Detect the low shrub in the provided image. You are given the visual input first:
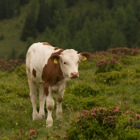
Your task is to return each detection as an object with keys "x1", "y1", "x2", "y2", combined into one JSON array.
[
  {"x1": 135, "y1": 66, "x2": 140, "y2": 73},
  {"x1": 95, "y1": 55, "x2": 122, "y2": 73},
  {"x1": 108, "y1": 48, "x2": 140, "y2": 56},
  {"x1": 95, "y1": 48, "x2": 140, "y2": 73},
  {"x1": 9, "y1": 129, "x2": 38, "y2": 140},
  {"x1": 63, "y1": 84, "x2": 104, "y2": 111},
  {"x1": 0, "y1": 59, "x2": 22, "y2": 72},
  {"x1": 67, "y1": 106, "x2": 140, "y2": 140},
  {"x1": 79, "y1": 60, "x2": 95, "y2": 70},
  {"x1": 14, "y1": 64, "x2": 27, "y2": 80},
  {"x1": 63, "y1": 93, "x2": 82, "y2": 111},
  {"x1": 68, "y1": 83, "x2": 99, "y2": 97},
  {"x1": 94, "y1": 71, "x2": 127, "y2": 85},
  {"x1": 0, "y1": 71, "x2": 29, "y2": 99},
  {"x1": 63, "y1": 94, "x2": 100, "y2": 111},
  {"x1": 120, "y1": 56, "x2": 134, "y2": 65}
]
